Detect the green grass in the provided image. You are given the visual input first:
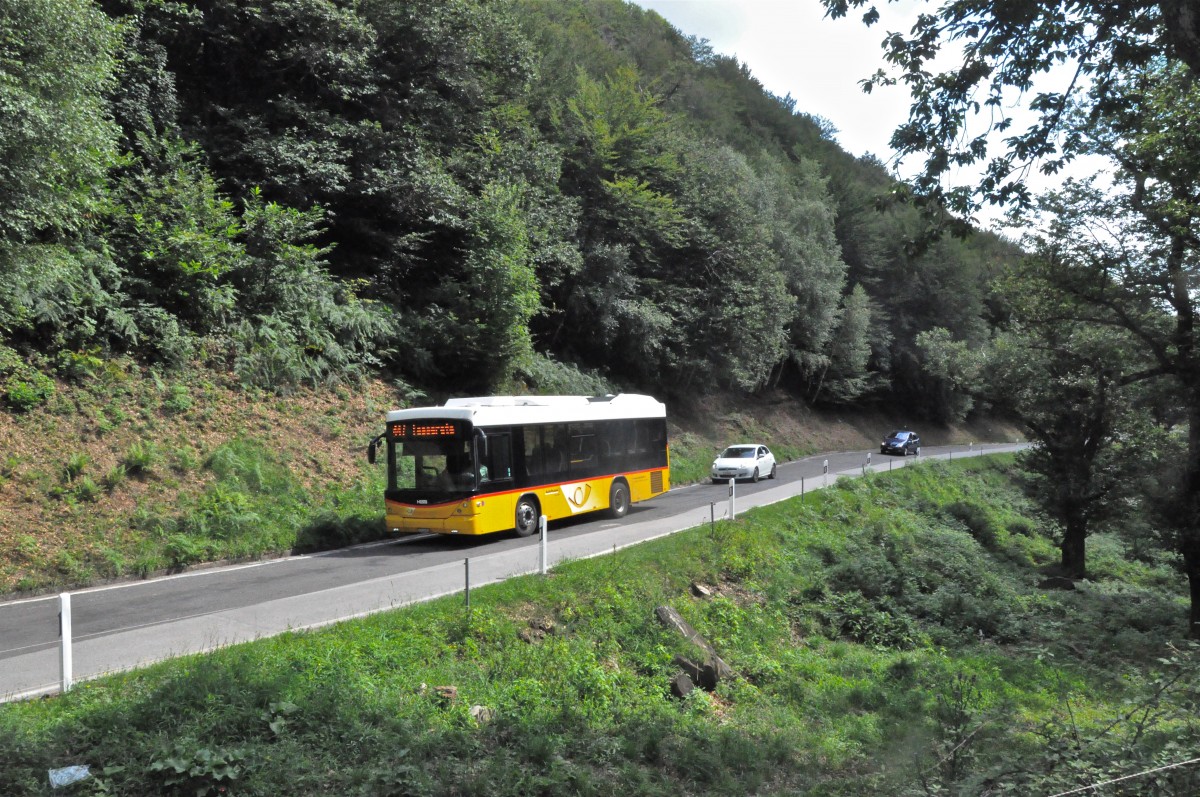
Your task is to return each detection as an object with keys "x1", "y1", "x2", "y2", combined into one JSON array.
[
  {"x1": 133, "y1": 438, "x2": 387, "y2": 570},
  {"x1": 1, "y1": 458, "x2": 1197, "y2": 796},
  {"x1": 10, "y1": 436, "x2": 388, "y2": 593}
]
